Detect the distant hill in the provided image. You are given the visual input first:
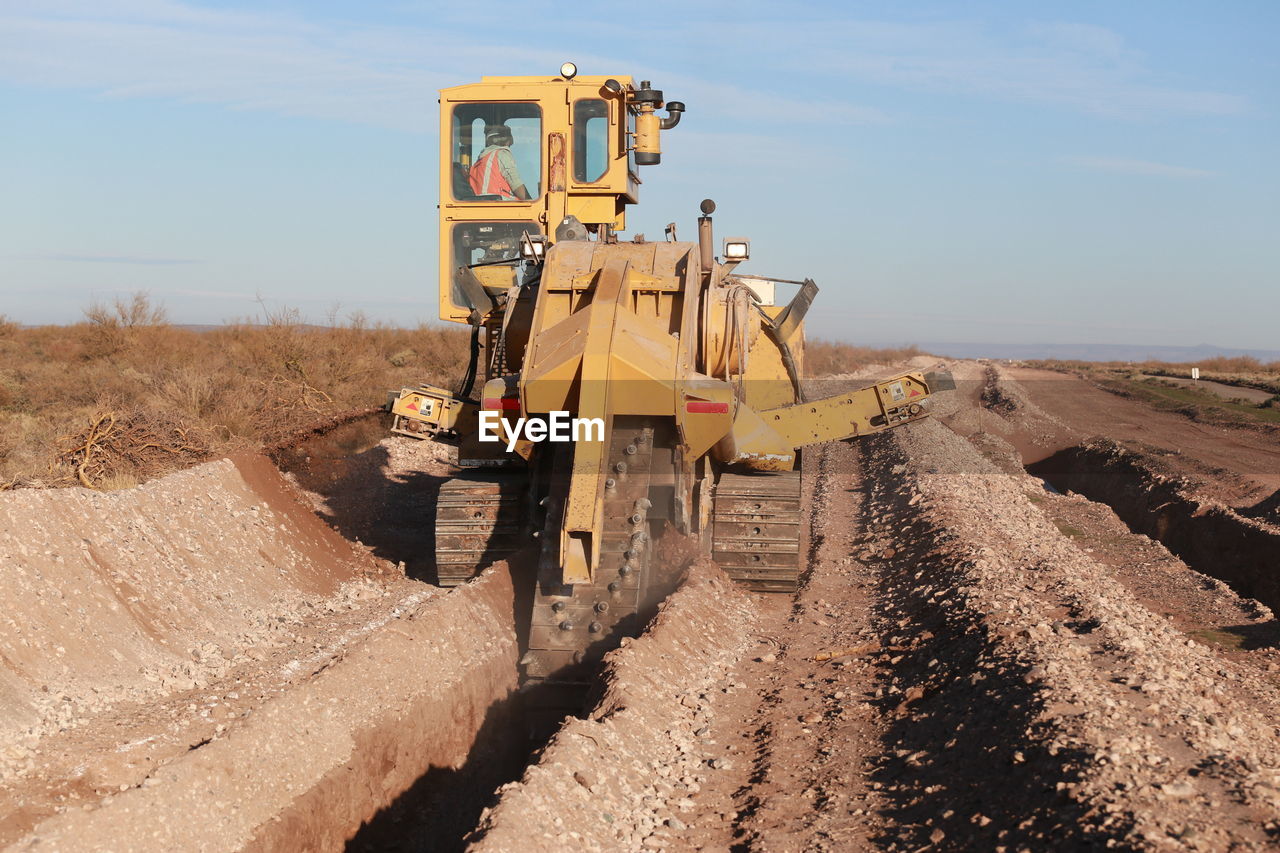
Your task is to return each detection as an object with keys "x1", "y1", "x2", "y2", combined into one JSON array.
[{"x1": 905, "y1": 342, "x2": 1280, "y2": 364}]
